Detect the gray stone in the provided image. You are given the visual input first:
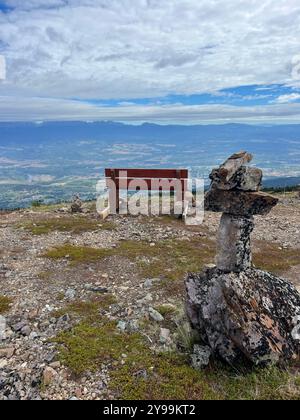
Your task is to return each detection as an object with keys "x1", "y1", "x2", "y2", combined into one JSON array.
[
  {"x1": 144, "y1": 279, "x2": 154, "y2": 288},
  {"x1": 11, "y1": 320, "x2": 27, "y2": 333},
  {"x1": 43, "y1": 367, "x2": 57, "y2": 386},
  {"x1": 117, "y1": 321, "x2": 127, "y2": 332},
  {"x1": 0, "y1": 347, "x2": 14, "y2": 359},
  {"x1": 29, "y1": 331, "x2": 39, "y2": 340},
  {"x1": 149, "y1": 307, "x2": 164, "y2": 322},
  {"x1": 65, "y1": 288, "x2": 76, "y2": 299},
  {"x1": 191, "y1": 345, "x2": 212, "y2": 370},
  {"x1": 20, "y1": 325, "x2": 31, "y2": 336},
  {"x1": 216, "y1": 214, "x2": 254, "y2": 272},
  {"x1": 133, "y1": 369, "x2": 148, "y2": 380},
  {"x1": 159, "y1": 328, "x2": 171, "y2": 344},
  {"x1": 56, "y1": 314, "x2": 71, "y2": 330}
]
